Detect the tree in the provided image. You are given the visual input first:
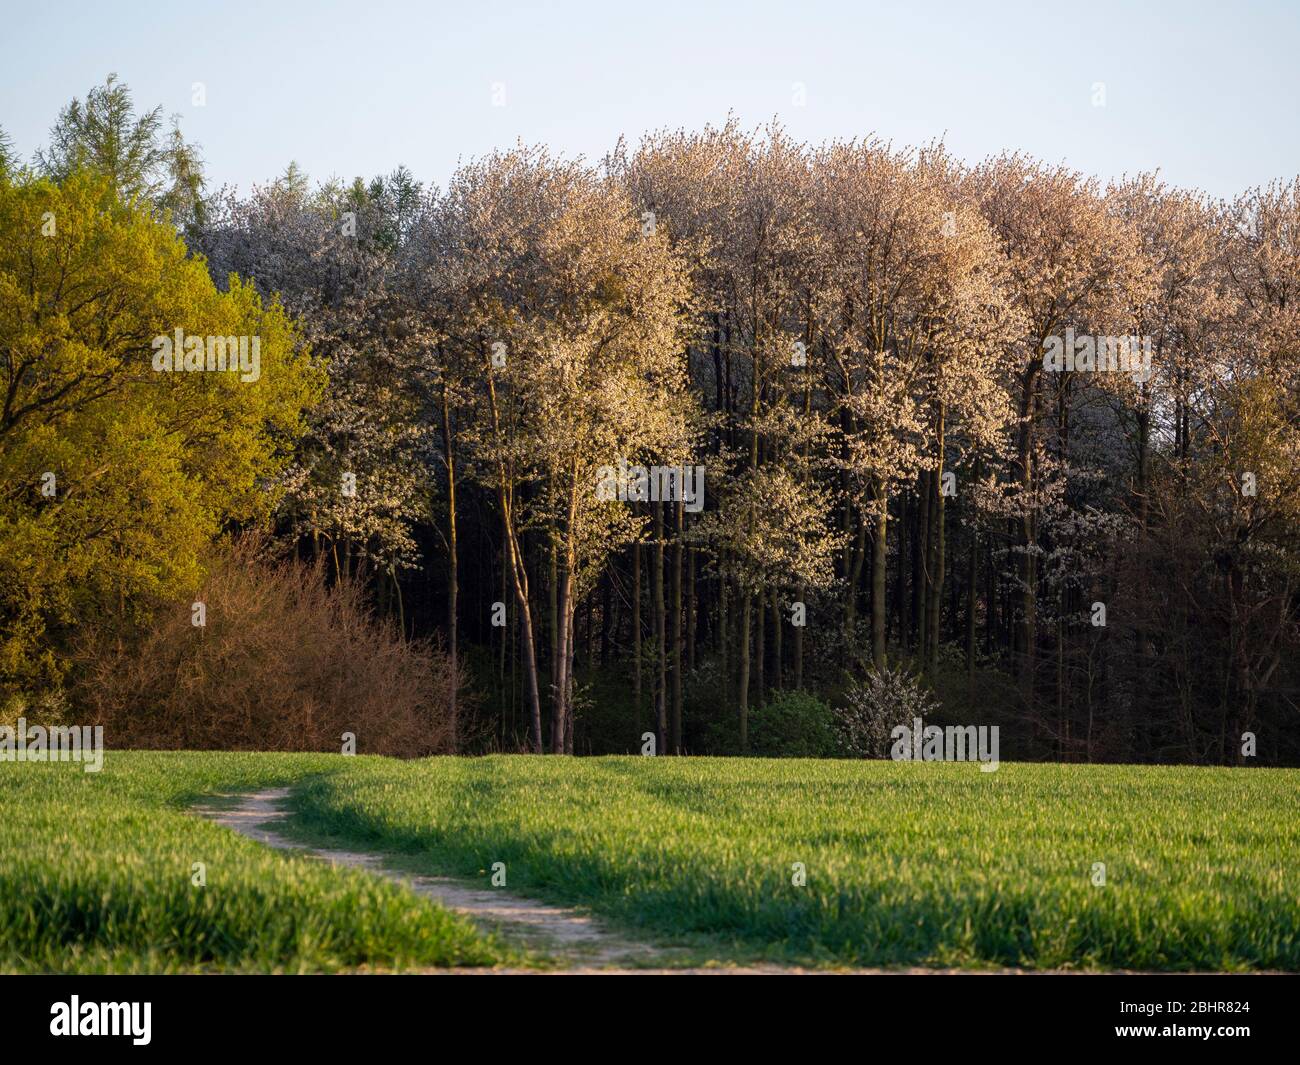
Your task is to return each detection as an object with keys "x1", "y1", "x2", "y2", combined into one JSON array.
[
  {"x1": 0, "y1": 127, "x2": 16, "y2": 177},
  {"x1": 37, "y1": 74, "x2": 207, "y2": 230},
  {"x1": 815, "y1": 141, "x2": 1018, "y2": 671},
  {"x1": 0, "y1": 169, "x2": 321, "y2": 701},
  {"x1": 698, "y1": 465, "x2": 840, "y2": 747},
  {"x1": 194, "y1": 170, "x2": 432, "y2": 586},
  {"x1": 434, "y1": 147, "x2": 694, "y2": 752},
  {"x1": 970, "y1": 157, "x2": 1140, "y2": 688}
]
